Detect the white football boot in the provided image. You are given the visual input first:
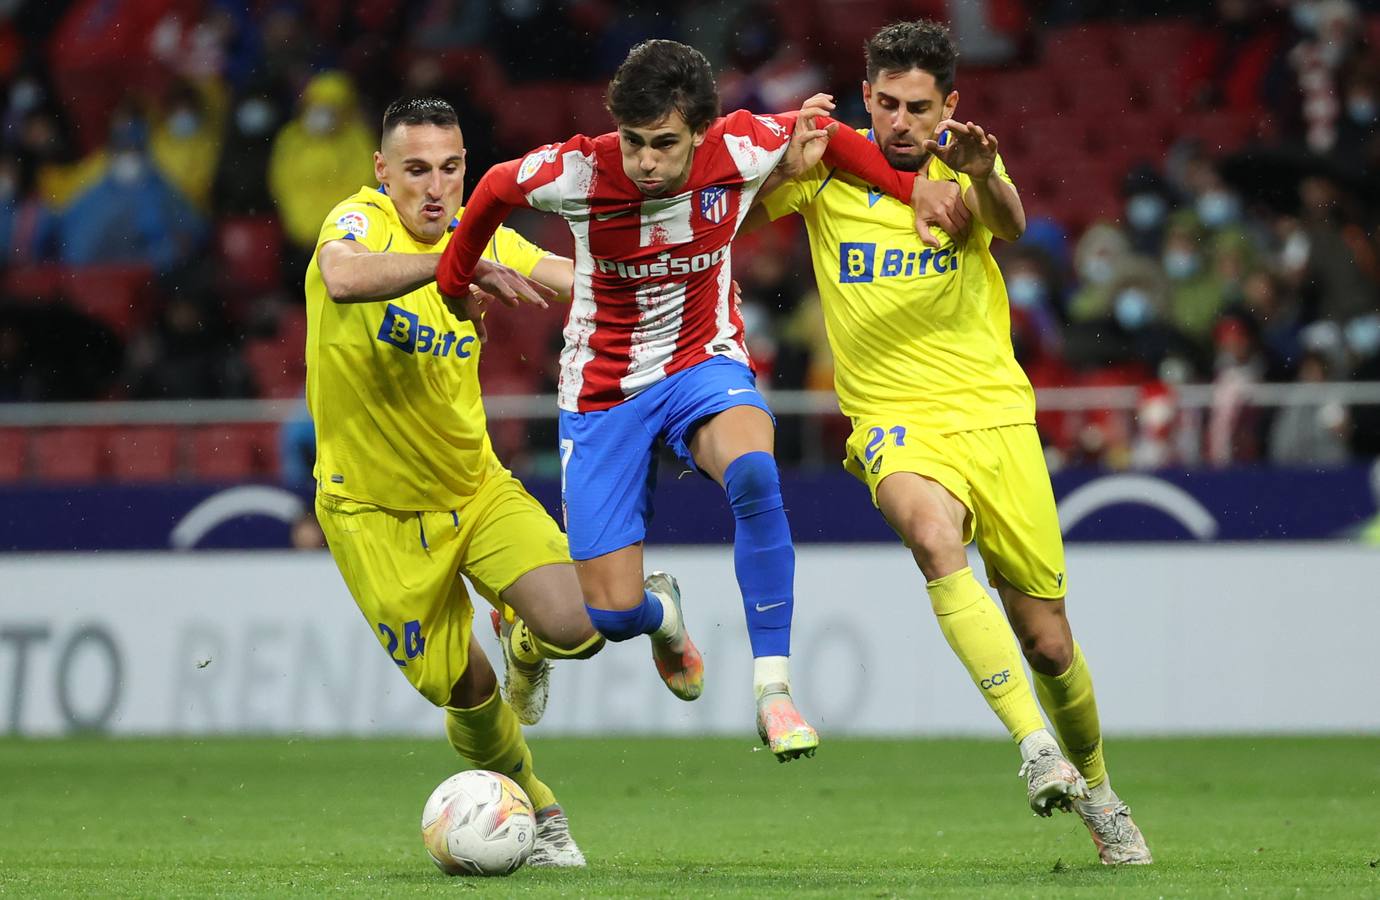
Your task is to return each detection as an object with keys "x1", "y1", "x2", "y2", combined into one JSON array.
[
  {"x1": 1076, "y1": 795, "x2": 1153, "y2": 865},
  {"x1": 490, "y1": 609, "x2": 549, "y2": 726},
  {"x1": 1018, "y1": 746, "x2": 1089, "y2": 816},
  {"x1": 527, "y1": 804, "x2": 587, "y2": 867}
]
